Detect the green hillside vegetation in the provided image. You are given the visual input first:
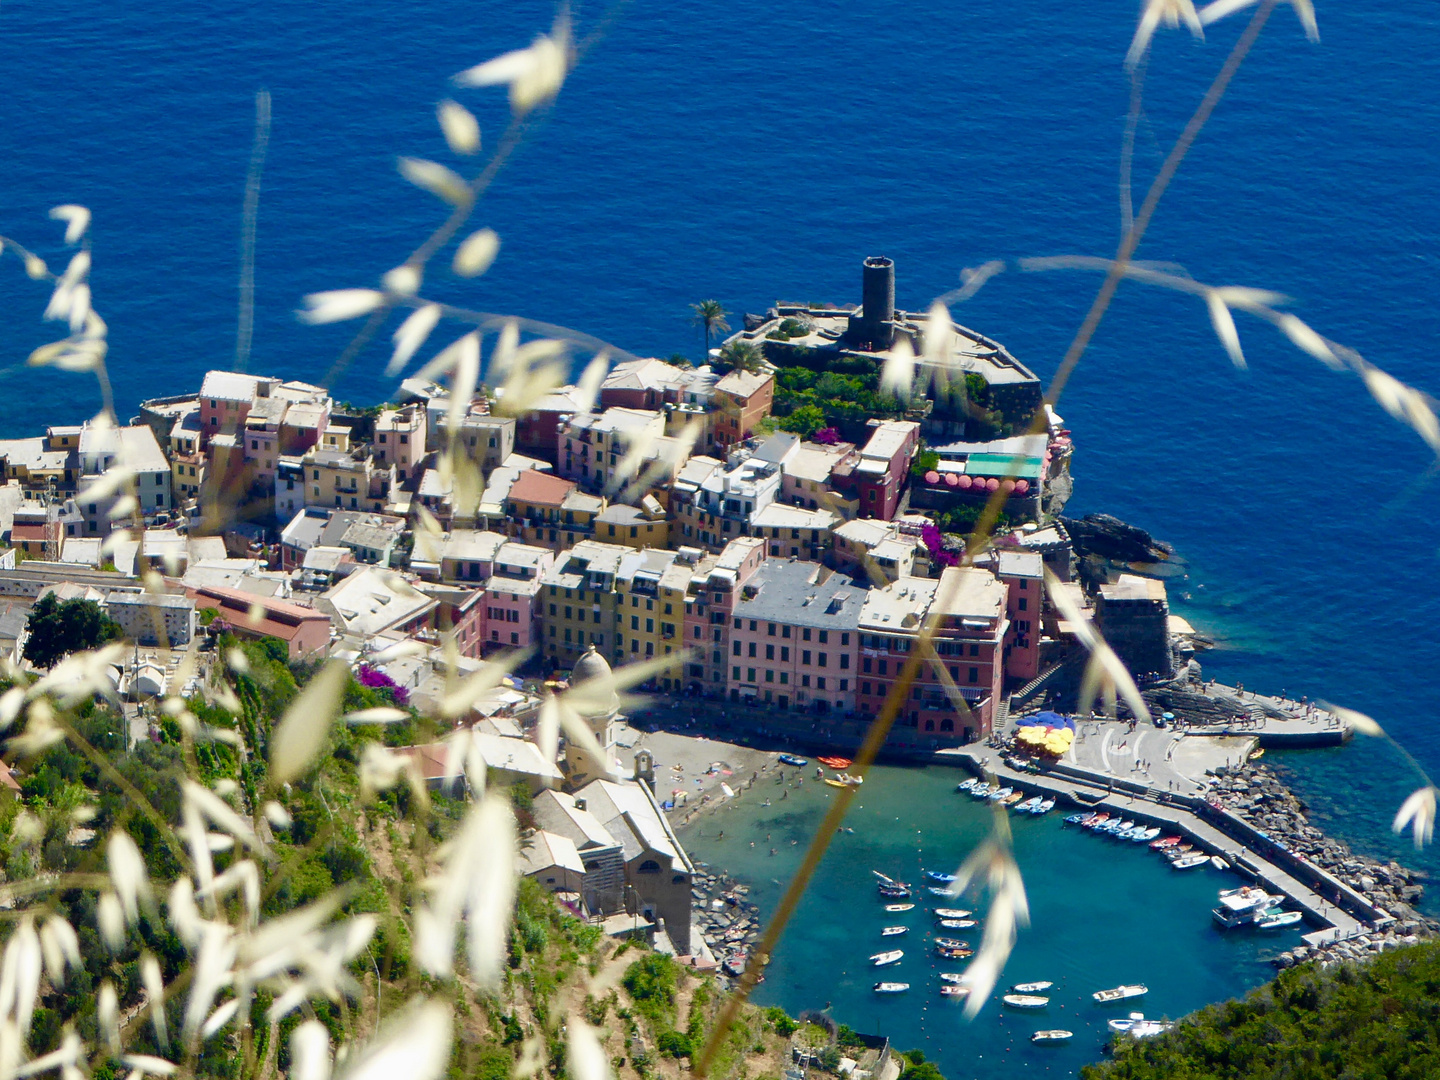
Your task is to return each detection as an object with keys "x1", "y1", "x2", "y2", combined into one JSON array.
[
  {"x1": 2, "y1": 629, "x2": 873, "y2": 1080},
  {"x1": 1083, "y1": 940, "x2": 1440, "y2": 1080}
]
